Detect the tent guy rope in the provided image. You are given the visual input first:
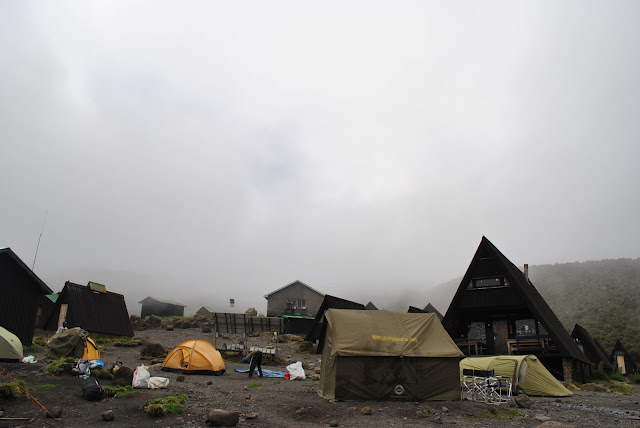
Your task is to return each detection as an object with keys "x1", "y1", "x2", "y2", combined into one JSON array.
[{"x1": 1, "y1": 368, "x2": 61, "y2": 421}]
